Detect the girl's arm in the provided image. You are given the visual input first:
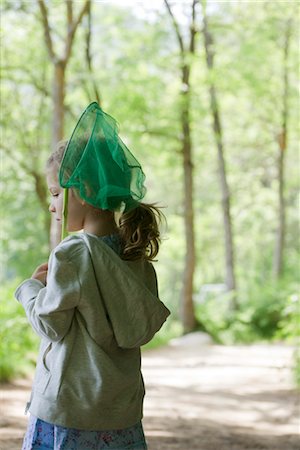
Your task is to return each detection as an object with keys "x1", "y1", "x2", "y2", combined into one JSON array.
[{"x1": 15, "y1": 248, "x2": 81, "y2": 342}]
